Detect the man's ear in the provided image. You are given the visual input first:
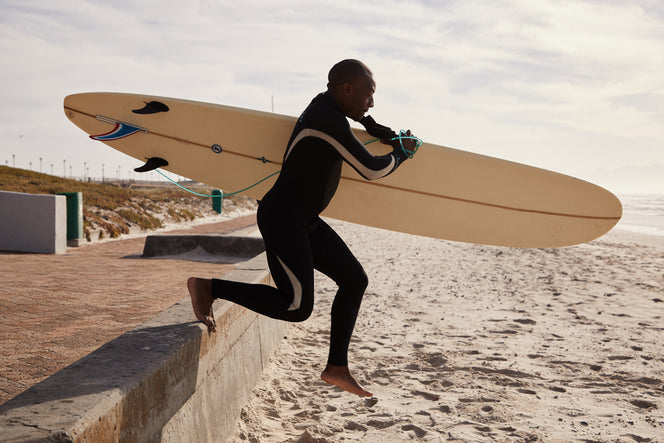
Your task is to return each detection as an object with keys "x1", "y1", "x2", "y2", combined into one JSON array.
[{"x1": 343, "y1": 82, "x2": 353, "y2": 96}]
